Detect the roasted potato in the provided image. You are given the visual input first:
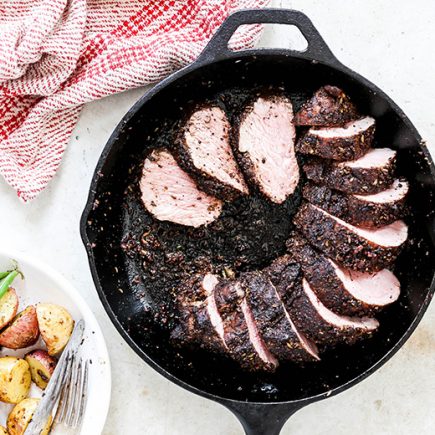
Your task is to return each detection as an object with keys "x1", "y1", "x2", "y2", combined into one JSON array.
[
  {"x1": 25, "y1": 349, "x2": 57, "y2": 390},
  {"x1": 7, "y1": 398, "x2": 52, "y2": 435},
  {"x1": 0, "y1": 425, "x2": 7, "y2": 434},
  {"x1": 0, "y1": 357, "x2": 31, "y2": 403},
  {"x1": 0, "y1": 306, "x2": 39, "y2": 349},
  {"x1": 36, "y1": 303, "x2": 74, "y2": 355},
  {"x1": 0, "y1": 287, "x2": 19, "y2": 330}
]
